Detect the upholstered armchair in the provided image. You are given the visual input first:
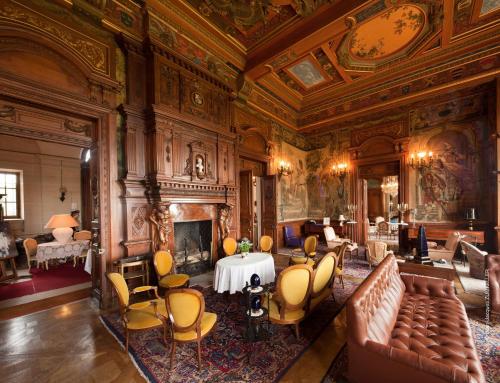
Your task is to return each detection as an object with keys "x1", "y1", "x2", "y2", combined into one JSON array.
[
  {"x1": 486, "y1": 254, "x2": 500, "y2": 318},
  {"x1": 222, "y1": 237, "x2": 237, "y2": 256},
  {"x1": 366, "y1": 240, "x2": 393, "y2": 269},
  {"x1": 323, "y1": 226, "x2": 358, "y2": 257},
  {"x1": 289, "y1": 235, "x2": 316, "y2": 267},
  {"x1": 259, "y1": 235, "x2": 273, "y2": 253},
  {"x1": 263, "y1": 264, "x2": 313, "y2": 338},
  {"x1": 153, "y1": 250, "x2": 190, "y2": 289},
  {"x1": 283, "y1": 226, "x2": 304, "y2": 248},
  {"x1": 107, "y1": 272, "x2": 168, "y2": 352},
  {"x1": 165, "y1": 288, "x2": 217, "y2": 370},
  {"x1": 428, "y1": 232, "x2": 461, "y2": 263},
  {"x1": 377, "y1": 221, "x2": 389, "y2": 239},
  {"x1": 333, "y1": 242, "x2": 349, "y2": 289},
  {"x1": 23, "y1": 238, "x2": 41, "y2": 270},
  {"x1": 460, "y1": 241, "x2": 487, "y2": 279},
  {"x1": 308, "y1": 253, "x2": 336, "y2": 311}
]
